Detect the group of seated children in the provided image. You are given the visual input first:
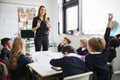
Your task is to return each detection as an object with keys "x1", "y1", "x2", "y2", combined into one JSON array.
[
  {"x1": 57, "y1": 37, "x2": 88, "y2": 56},
  {"x1": 0, "y1": 37, "x2": 34, "y2": 80},
  {"x1": 51, "y1": 14, "x2": 120, "y2": 80},
  {"x1": 0, "y1": 14, "x2": 120, "y2": 80}
]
